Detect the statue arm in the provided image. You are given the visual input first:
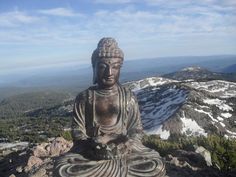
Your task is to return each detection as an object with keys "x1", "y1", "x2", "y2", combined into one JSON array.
[
  {"x1": 126, "y1": 93, "x2": 143, "y2": 142},
  {"x1": 71, "y1": 93, "x2": 88, "y2": 142},
  {"x1": 71, "y1": 92, "x2": 104, "y2": 157}
]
